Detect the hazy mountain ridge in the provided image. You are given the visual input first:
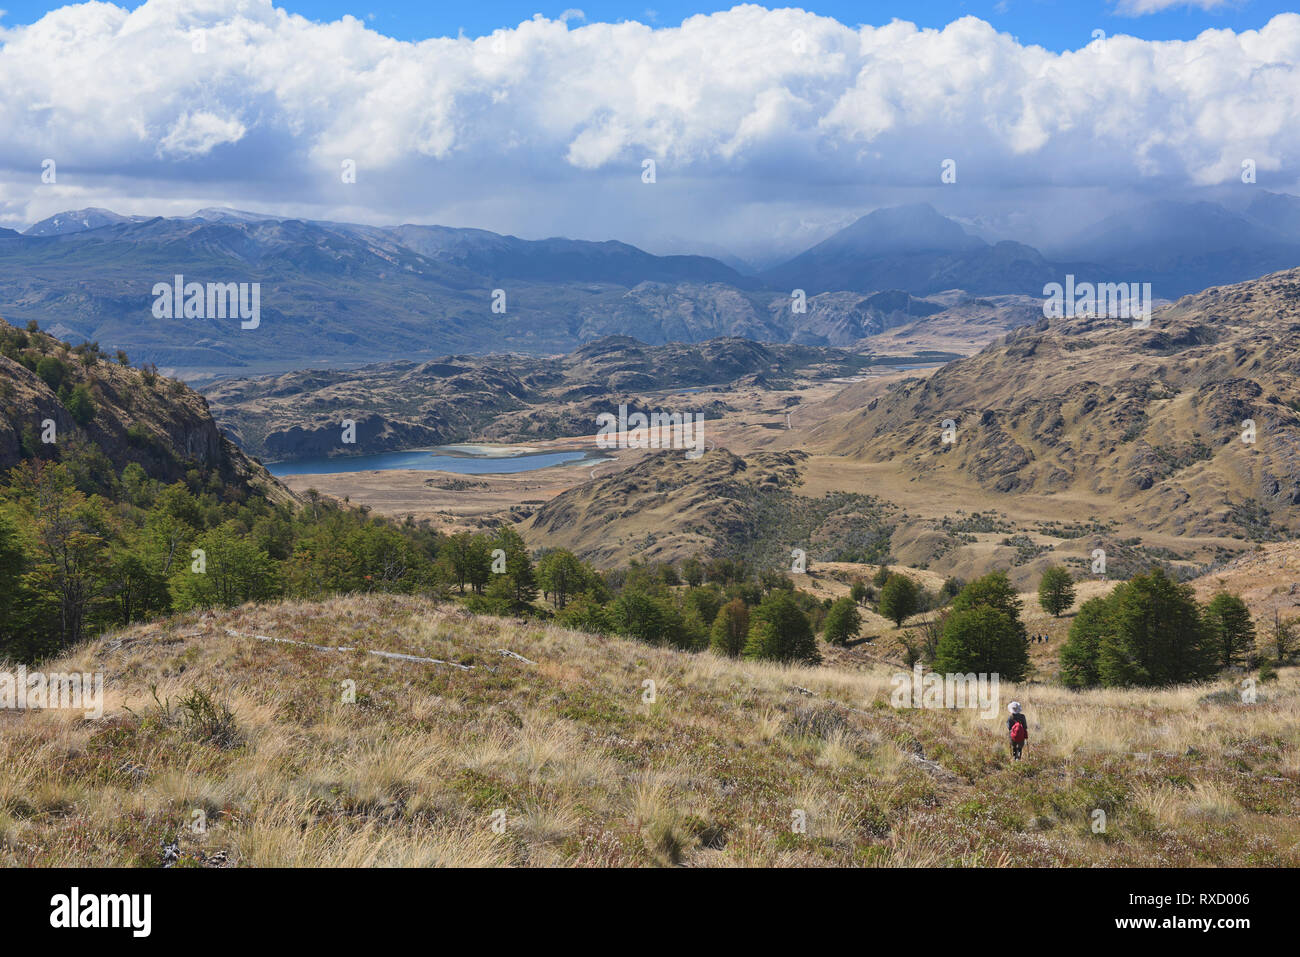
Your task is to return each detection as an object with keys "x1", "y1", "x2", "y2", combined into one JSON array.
[
  {"x1": 206, "y1": 336, "x2": 880, "y2": 461},
  {"x1": 760, "y1": 203, "x2": 1063, "y2": 296}
]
